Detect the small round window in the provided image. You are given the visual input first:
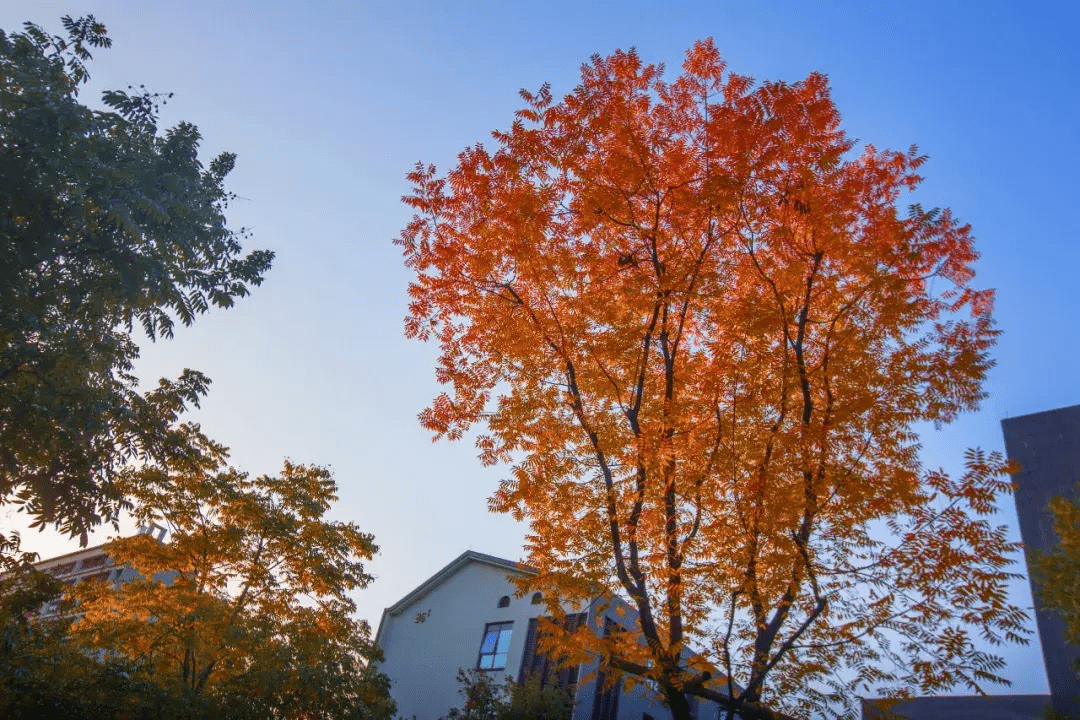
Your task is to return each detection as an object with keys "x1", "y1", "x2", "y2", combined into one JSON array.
[
  {"x1": 497, "y1": 595, "x2": 510, "y2": 608},
  {"x1": 531, "y1": 592, "x2": 543, "y2": 605}
]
